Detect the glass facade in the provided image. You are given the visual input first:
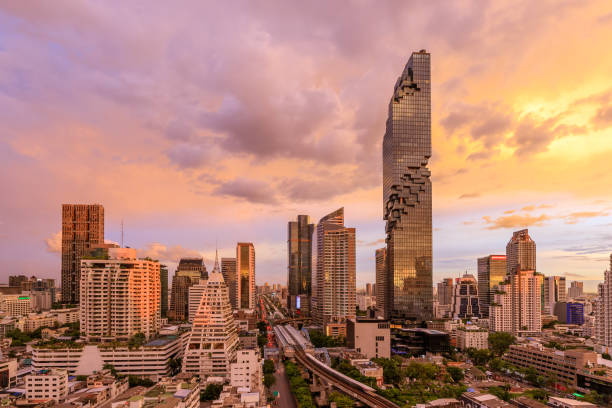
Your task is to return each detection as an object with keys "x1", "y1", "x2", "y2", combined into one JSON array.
[
  {"x1": 237, "y1": 243, "x2": 255, "y2": 310},
  {"x1": 287, "y1": 215, "x2": 314, "y2": 315},
  {"x1": 477, "y1": 255, "x2": 507, "y2": 317},
  {"x1": 383, "y1": 50, "x2": 433, "y2": 320}
]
